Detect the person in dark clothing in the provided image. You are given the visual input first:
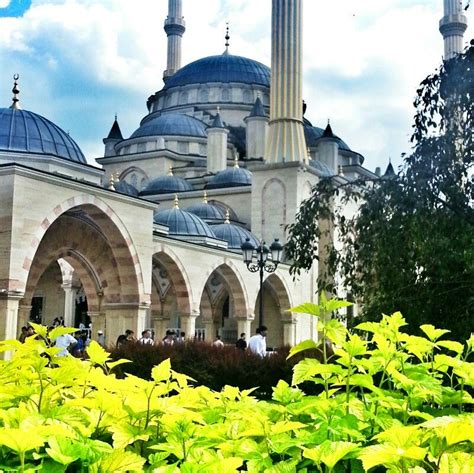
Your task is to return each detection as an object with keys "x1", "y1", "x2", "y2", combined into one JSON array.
[
  {"x1": 116, "y1": 329, "x2": 135, "y2": 348},
  {"x1": 236, "y1": 333, "x2": 247, "y2": 350}
]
